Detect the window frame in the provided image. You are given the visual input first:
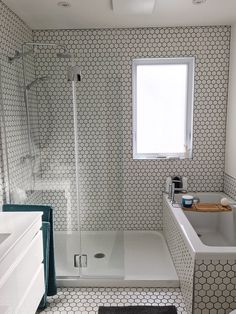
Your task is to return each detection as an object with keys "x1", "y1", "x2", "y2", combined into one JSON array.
[{"x1": 132, "y1": 57, "x2": 195, "y2": 160}]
